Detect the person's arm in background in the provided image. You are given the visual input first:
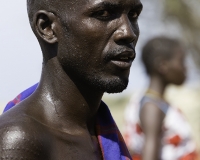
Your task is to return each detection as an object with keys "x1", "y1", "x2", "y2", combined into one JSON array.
[{"x1": 140, "y1": 102, "x2": 165, "y2": 160}]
